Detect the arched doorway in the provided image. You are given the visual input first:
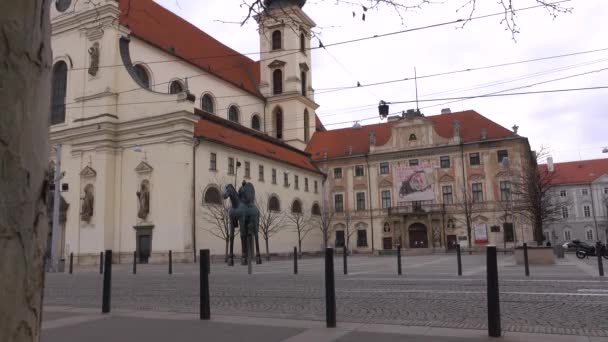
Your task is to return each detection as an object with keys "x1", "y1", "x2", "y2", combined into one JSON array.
[{"x1": 408, "y1": 223, "x2": 428, "y2": 248}]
